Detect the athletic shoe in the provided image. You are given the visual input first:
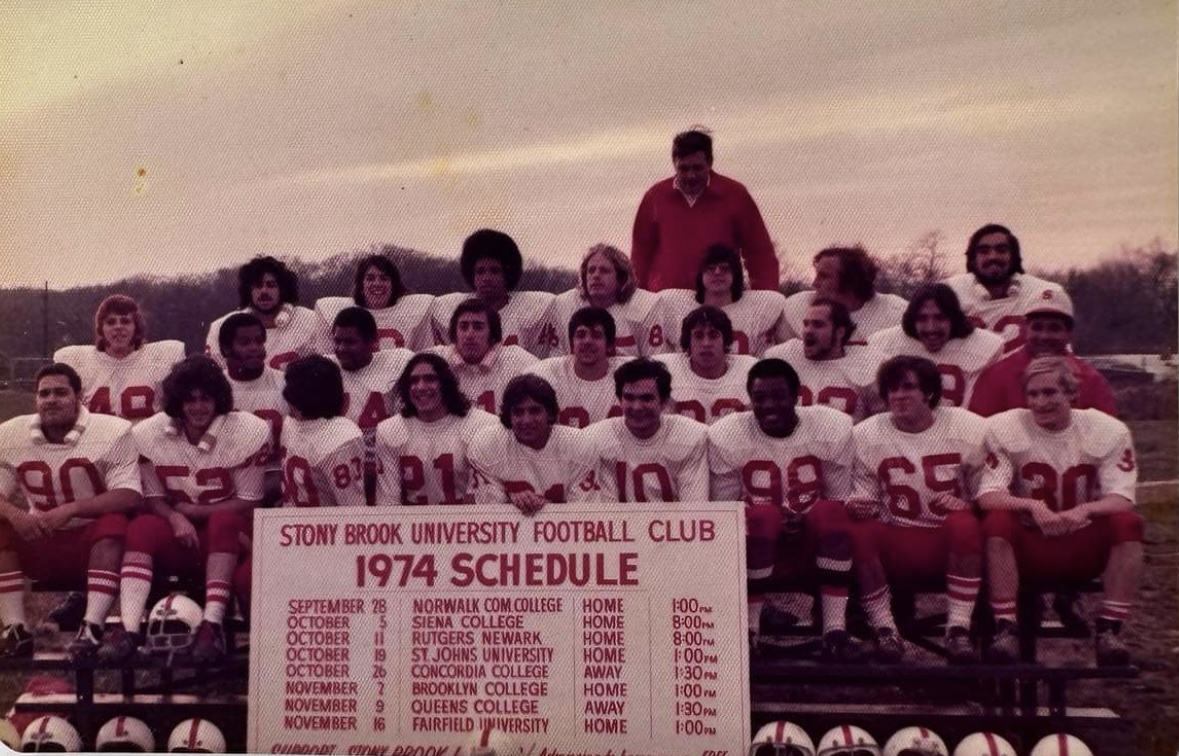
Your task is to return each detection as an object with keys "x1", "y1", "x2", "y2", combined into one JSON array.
[
  {"x1": 821, "y1": 630, "x2": 870, "y2": 663},
  {"x1": 1095, "y1": 628, "x2": 1130, "y2": 667},
  {"x1": 945, "y1": 625, "x2": 978, "y2": 665},
  {"x1": 0, "y1": 624, "x2": 33, "y2": 659},
  {"x1": 67, "y1": 622, "x2": 103, "y2": 663},
  {"x1": 98, "y1": 627, "x2": 142, "y2": 663},
  {"x1": 873, "y1": 627, "x2": 905, "y2": 663},
  {"x1": 47, "y1": 592, "x2": 86, "y2": 632},
  {"x1": 987, "y1": 620, "x2": 1020, "y2": 663},
  {"x1": 191, "y1": 621, "x2": 226, "y2": 665}
]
